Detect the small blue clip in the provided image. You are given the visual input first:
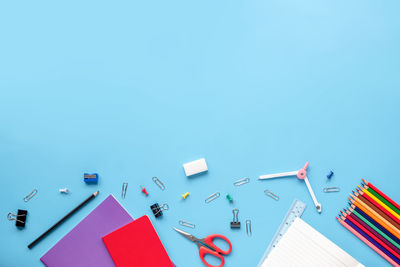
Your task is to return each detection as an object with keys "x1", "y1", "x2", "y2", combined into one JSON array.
[
  {"x1": 84, "y1": 173, "x2": 98, "y2": 183},
  {"x1": 326, "y1": 171, "x2": 334, "y2": 179}
]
